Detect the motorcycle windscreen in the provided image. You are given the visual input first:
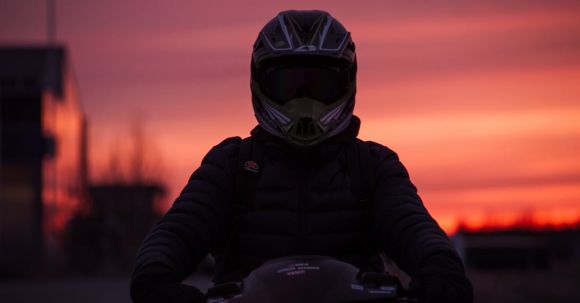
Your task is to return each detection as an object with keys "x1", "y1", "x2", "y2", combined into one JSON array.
[{"x1": 261, "y1": 65, "x2": 346, "y2": 105}]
